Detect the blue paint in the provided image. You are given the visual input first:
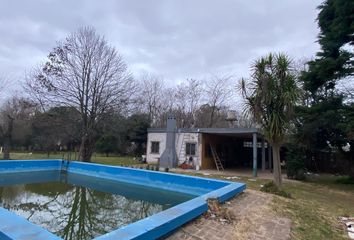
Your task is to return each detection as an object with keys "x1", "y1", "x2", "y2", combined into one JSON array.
[
  {"x1": 0, "y1": 208, "x2": 61, "y2": 240},
  {"x1": 67, "y1": 161, "x2": 228, "y2": 196},
  {"x1": 0, "y1": 160, "x2": 62, "y2": 173},
  {"x1": 203, "y1": 182, "x2": 247, "y2": 203},
  {"x1": 0, "y1": 170, "x2": 61, "y2": 186},
  {"x1": 0, "y1": 160, "x2": 246, "y2": 240},
  {"x1": 95, "y1": 197, "x2": 208, "y2": 240}
]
